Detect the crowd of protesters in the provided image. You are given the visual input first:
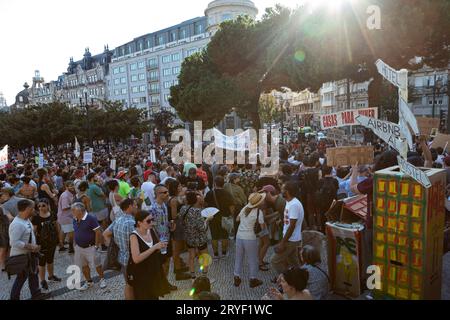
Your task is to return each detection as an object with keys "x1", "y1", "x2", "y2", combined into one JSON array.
[{"x1": 0, "y1": 133, "x2": 449, "y2": 300}]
